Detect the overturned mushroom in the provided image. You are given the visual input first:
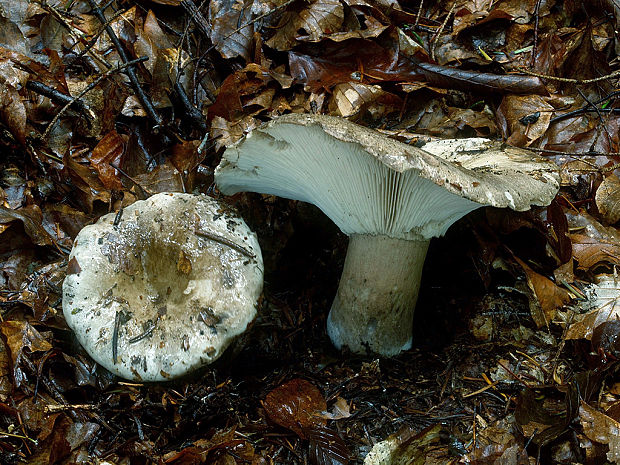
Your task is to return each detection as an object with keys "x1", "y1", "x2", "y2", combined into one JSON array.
[
  {"x1": 62, "y1": 193, "x2": 263, "y2": 381},
  {"x1": 215, "y1": 114, "x2": 559, "y2": 356}
]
